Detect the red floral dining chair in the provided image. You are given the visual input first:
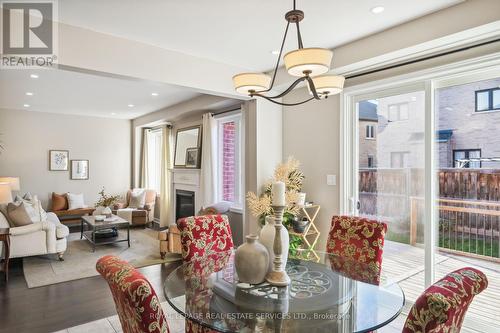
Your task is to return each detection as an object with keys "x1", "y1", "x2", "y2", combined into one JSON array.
[
  {"x1": 326, "y1": 215, "x2": 387, "y2": 284},
  {"x1": 96, "y1": 255, "x2": 169, "y2": 333},
  {"x1": 177, "y1": 214, "x2": 234, "y2": 262},
  {"x1": 403, "y1": 267, "x2": 488, "y2": 333},
  {"x1": 177, "y1": 215, "x2": 234, "y2": 333}
]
